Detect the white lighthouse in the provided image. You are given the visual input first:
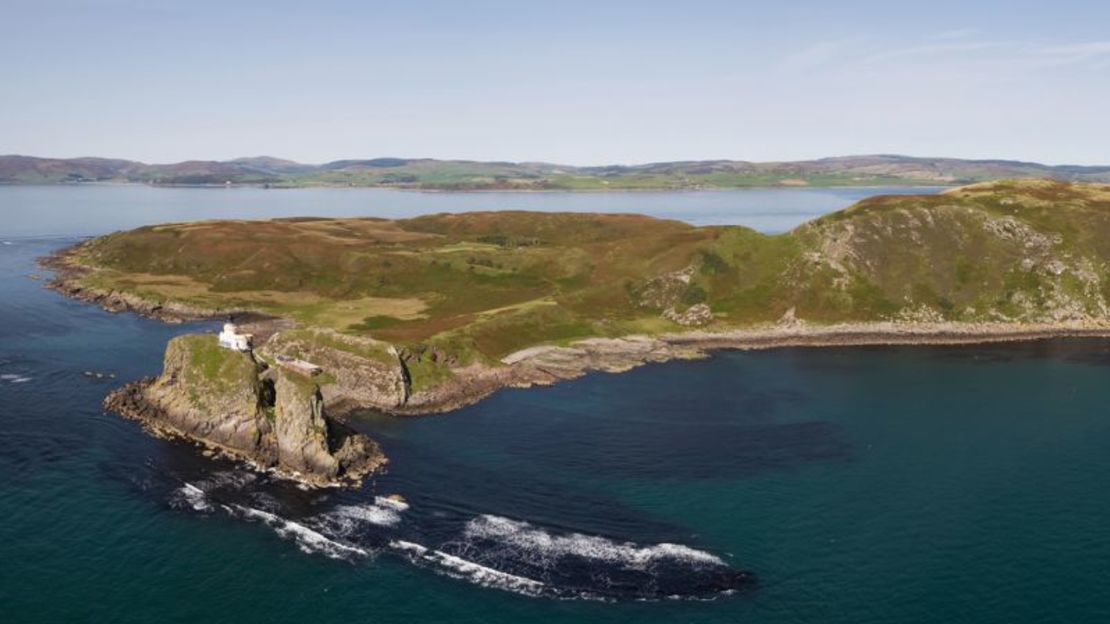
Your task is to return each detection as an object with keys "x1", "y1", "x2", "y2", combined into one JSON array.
[{"x1": 217, "y1": 323, "x2": 252, "y2": 352}]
